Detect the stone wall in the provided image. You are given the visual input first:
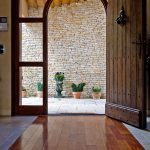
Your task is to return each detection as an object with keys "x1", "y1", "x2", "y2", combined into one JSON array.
[{"x1": 22, "y1": 0, "x2": 106, "y2": 98}]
